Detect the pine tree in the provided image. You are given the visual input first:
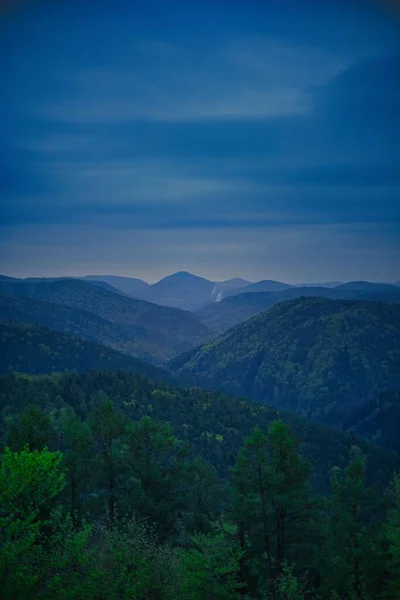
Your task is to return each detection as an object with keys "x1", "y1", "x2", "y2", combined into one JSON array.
[
  {"x1": 87, "y1": 398, "x2": 129, "y2": 521},
  {"x1": 125, "y1": 415, "x2": 191, "y2": 540},
  {"x1": 322, "y1": 446, "x2": 371, "y2": 600}
]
